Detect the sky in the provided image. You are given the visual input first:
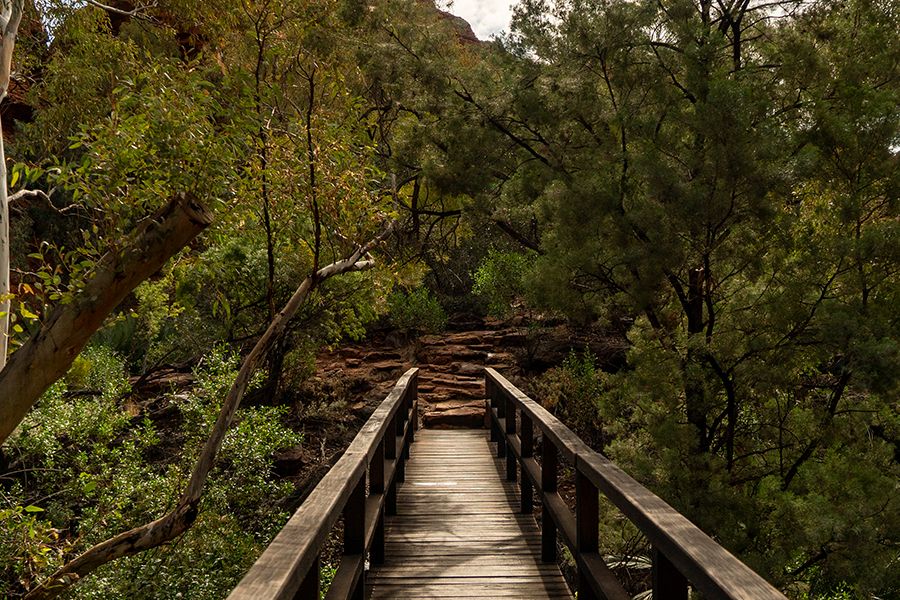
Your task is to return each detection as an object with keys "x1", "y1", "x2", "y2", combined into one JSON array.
[{"x1": 438, "y1": 0, "x2": 515, "y2": 39}]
